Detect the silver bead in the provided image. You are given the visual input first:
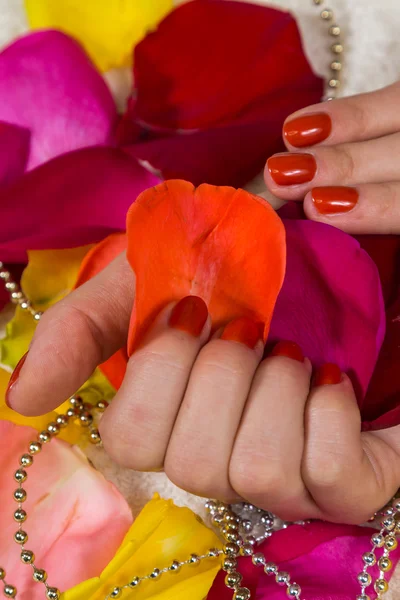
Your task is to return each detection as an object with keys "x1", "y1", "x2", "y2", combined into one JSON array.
[
  {"x1": 14, "y1": 530, "x2": 28, "y2": 544},
  {"x1": 222, "y1": 557, "x2": 237, "y2": 572},
  {"x1": 20, "y1": 300, "x2": 30, "y2": 310},
  {"x1": 13, "y1": 488, "x2": 27, "y2": 502},
  {"x1": 212, "y1": 513, "x2": 224, "y2": 526},
  {"x1": 382, "y1": 516, "x2": 396, "y2": 530},
  {"x1": 205, "y1": 500, "x2": 218, "y2": 514},
  {"x1": 0, "y1": 270, "x2": 10, "y2": 280},
  {"x1": 33, "y1": 568, "x2": 48, "y2": 583},
  {"x1": 5, "y1": 281, "x2": 17, "y2": 291},
  {"x1": 362, "y1": 552, "x2": 376, "y2": 566},
  {"x1": 252, "y1": 553, "x2": 266, "y2": 567},
  {"x1": 332, "y1": 43, "x2": 344, "y2": 54},
  {"x1": 240, "y1": 543, "x2": 254, "y2": 557},
  {"x1": 313, "y1": 0, "x2": 323, "y2": 4},
  {"x1": 4, "y1": 585, "x2": 17, "y2": 598},
  {"x1": 385, "y1": 535, "x2": 398, "y2": 550},
  {"x1": 129, "y1": 576, "x2": 141, "y2": 587},
  {"x1": 246, "y1": 535, "x2": 256, "y2": 546},
  {"x1": 371, "y1": 532, "x2": 385, "y2": 547},
  {"x1": 20, "y1": 454, "x2": 33, "y2": 467},
  {"x1": 264, "y1": 562, "x2": 278, "y2": 575},
  {"x1": 241, "y1": 519, "x2": 253, "y2": 533},
  {"x1": 56, "y1": 415, "x2": 69, "y2": 428},
  {"x1": 38, "y1": 431, "x2": 51, "y2": 443},
  {"x1": 276, "y1": 571, "x2": 290, "y2": 585},
  {"x1": 224, "y1": 542, "x2": 240, "y2": 557},
  {"x1": 357, "y1": 571, "x2": 372, "y2": 586},
  {"x1": 169, "y1": 560, "x2": 181, "y2": 573},
  {"x1": 233, "y1": 588, "x2": 251, "y2": 600},
  {"x1": 208, "y1": 548, "x2": 220, "y2": 558},
  {"x1": 392, "y1": 498, "x2": 400, "y2": 512},
  {"x1": 287, "y1": 583, "x2": 302, "y2": 597},
  {"x1": 66, "y1": 408, "x2": 77, "y2": 419},
  {"x1": 223, "y1": 530, "x2": 240, "y2": 544},
  {"x1": 96, "y1": 400, "x2": 109, "y2": 412},
  {"x1": 150, "y1": 568, "x2": 161, "y2": 579},
  {"x1": 110, "y1": 589, "x2": 122, "y2": 598},
  {"x1": 356, "y1": 595, "x2": 371, "y2": 600},
  {"x1": 189, "y1": 553, "x2": 200, "y2": 566},
  {"x1": 225, "y1": 571, "x2": 243, "y2": 589},
  {"x1": 79, "y1": 412, "x2": 93, "y2": 427},
  {"x1": 11, "y1": 291, "x2": 23, "y2": 303},
  {"x1": 243, "y1": 503, "x2": 256, "y2": 512},
  {"x1": 46, "y1": 589, "x2": 61, "y2": 600},
  {"x1": 33, "y1": 311, "x2": 43, "y2": 321},
  {"x1": 331, "y1": 60, "x2": 342, "y2": 71},
  {"x1": 89, "y1": 429, "x2": 102, "y2": 444},
  {"x1": 29, "y1": 441, "x2": 42, "y2": 454},
  {"x1": 329, "y1": 24, "x2": 341, "y2": 36},
  {"x1": 47, "y1": 422, "x2": 60, "y2": 435},
  {"x1": 328, "y1": 78, "x2": 340, "y2": 88},
  {"x1": 14, "y1": 469, "x2": 27, "y2": 483},
  {"x1": 321, "y1": 8, "x2": 333, "y2": 20},
  {"x1": 0, "y1": 567, "x2": 5, "y2": 579},
  {"x1": 261, "y1": 514, "x2": 274, "y2": 528},
  {"x1": 21, "y1": 550, "x2": 35, "y2": 564}
]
